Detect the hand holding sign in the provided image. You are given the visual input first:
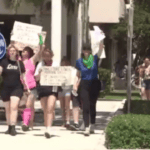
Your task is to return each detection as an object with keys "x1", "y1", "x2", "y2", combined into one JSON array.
[{"x1": 0, "y1": 33, "x2": 6, "y2": 59}]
